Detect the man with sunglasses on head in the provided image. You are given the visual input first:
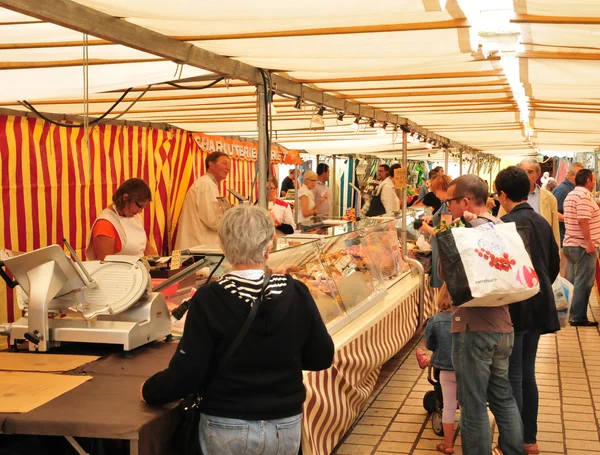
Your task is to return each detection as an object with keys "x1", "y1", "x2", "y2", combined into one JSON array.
[{"x1": 441, "y1": 174, "x2": 523, "y2": 455}]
